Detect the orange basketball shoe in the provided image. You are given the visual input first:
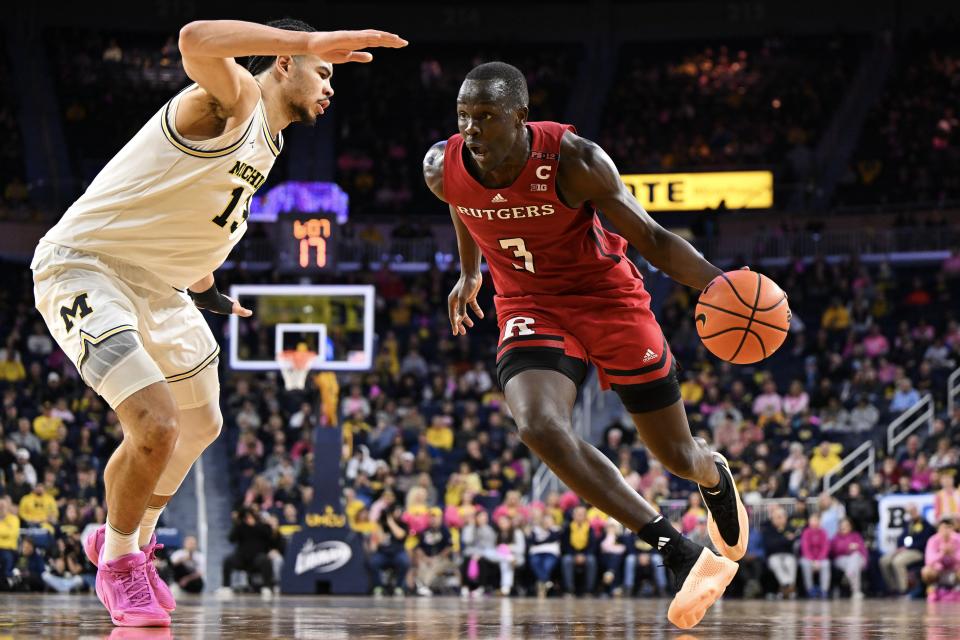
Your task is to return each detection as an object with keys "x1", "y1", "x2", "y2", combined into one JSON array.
[{"x1": 663, "y1": 537, "x2": 738, "y2": 630}]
